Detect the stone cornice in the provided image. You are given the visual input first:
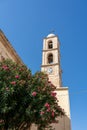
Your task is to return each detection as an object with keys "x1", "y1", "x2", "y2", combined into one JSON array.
[
  {"x1": 42, "y1": 48, "x2": 58, "y2": 52},
  {"x1": 56, "y1": 87, "x2": 69, "y2": 91},
  {"x1": 41, "y1": 63, "x2": 59, "y2": 67},
  {"x1": 0, "y1": 30, "x2": 23, "y2": 64}
]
